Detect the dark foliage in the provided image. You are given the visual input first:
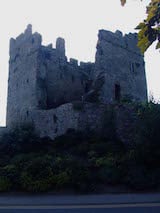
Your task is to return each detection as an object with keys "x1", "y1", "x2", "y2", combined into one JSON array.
[{"x1": 0, "y1": 103, "x2": 160, "y2": 193}]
